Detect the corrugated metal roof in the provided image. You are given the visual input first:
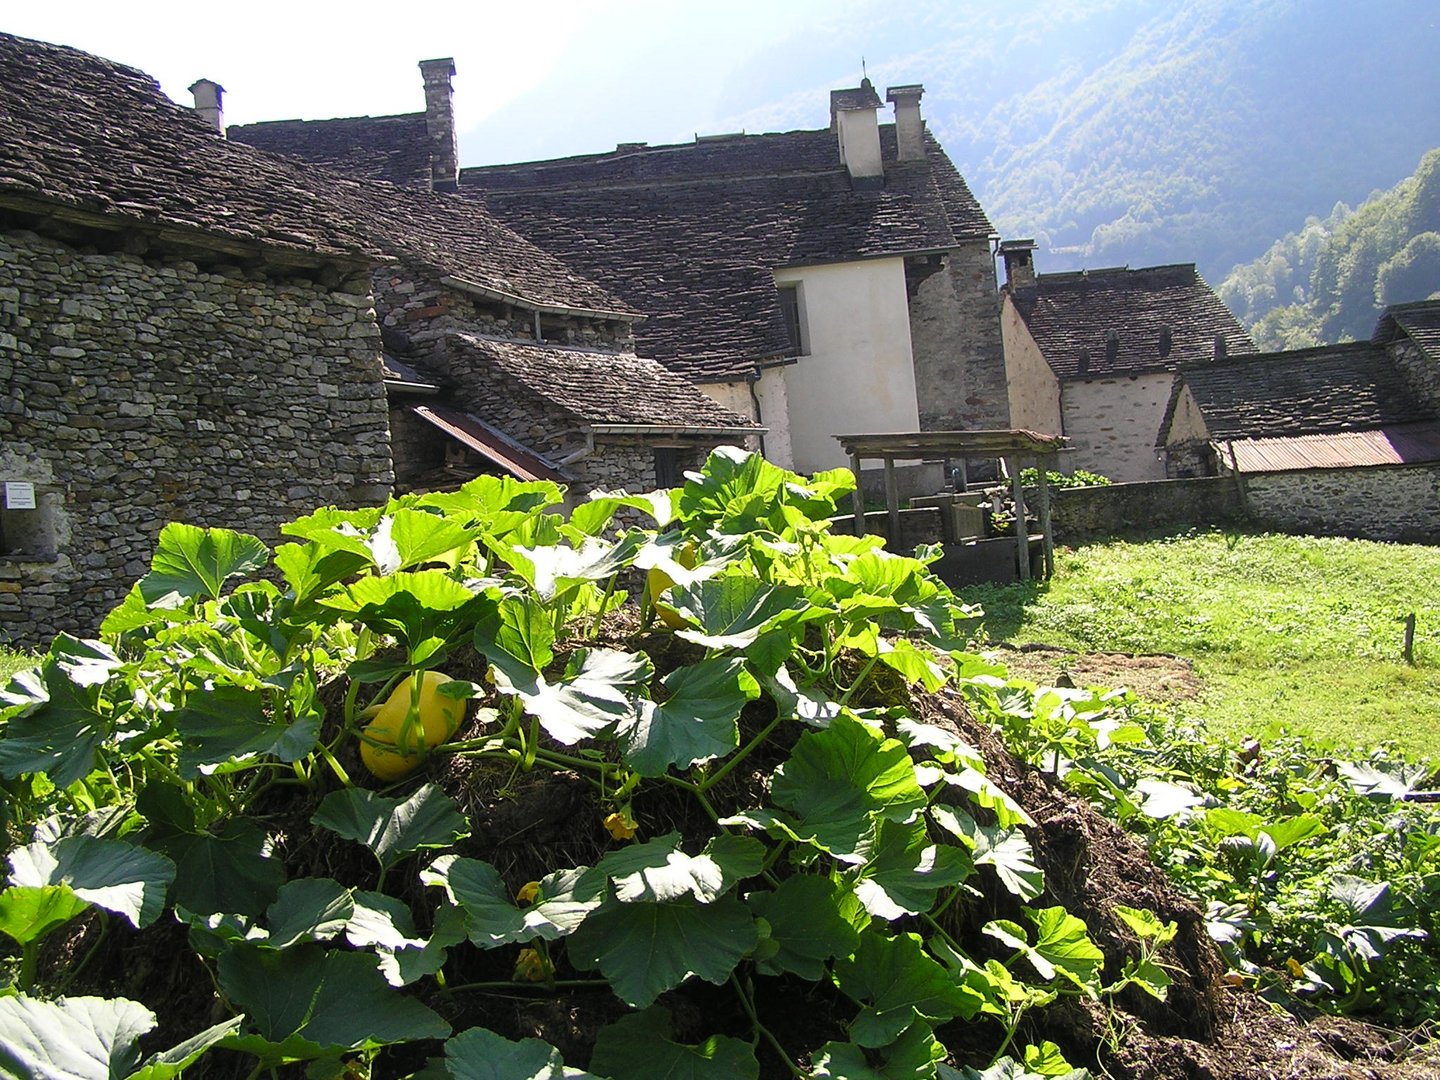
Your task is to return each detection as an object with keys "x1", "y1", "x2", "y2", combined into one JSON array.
[
  {"x1": 1218, "y1": 422, "x2": 1440, "y2": 473},
  {"x1": 408, "y1": 403, "x2": 573, "y2": 484}
]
